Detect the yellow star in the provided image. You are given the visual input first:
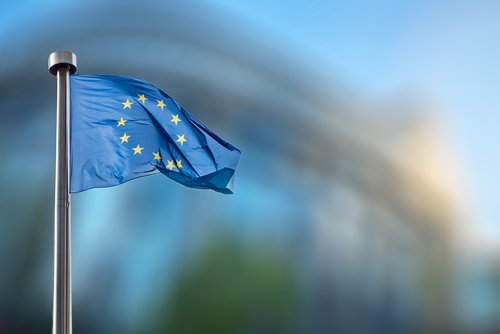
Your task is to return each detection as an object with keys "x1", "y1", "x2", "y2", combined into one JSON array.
[
  {"x1": 176, "y1": 134, "x2": 187, "y2": 145},
  {"x1": 138, "y1": 94, "x2": 148, "y2": 104},
  {"x1": 170, "y1": 114, "x2": 181, "y2": 126},
  {"x1": 133, "y1": 144, "x2": 144, "y2": 155},
  {"x1": 153, "y1": 152, "x2": 161, "y2": 162},
  {"x1": 156, "y1": 100, "x2": 166, "y2": 110},
  {"x1": 122, "y1": 99, "x2": 134, "y2": 109},
  {"x1": 117, "y1": 117, "x2": 127, "y2": 126},
  {"x1": 119, "y1": 133, "x2": 130, "y2": 144},
  {"x1": 176, "y1": 160, "x2": 182, "y2": 169},
  {"x1": 166, "y1": 160, "x2": 175, "y2": 170}
]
